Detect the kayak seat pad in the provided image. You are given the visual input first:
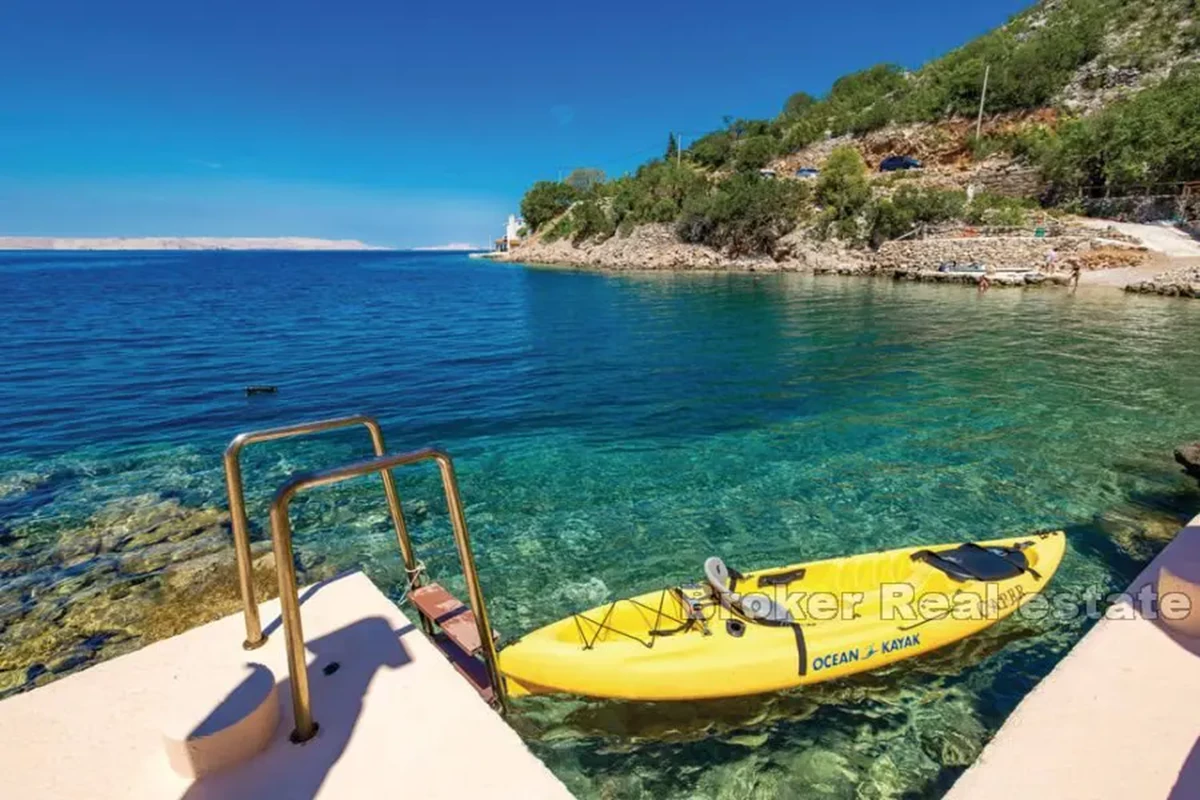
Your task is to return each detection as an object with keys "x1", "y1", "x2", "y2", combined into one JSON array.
[{"x1": 912, "y1": 542, "x2": 1030, "y2": 582}]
